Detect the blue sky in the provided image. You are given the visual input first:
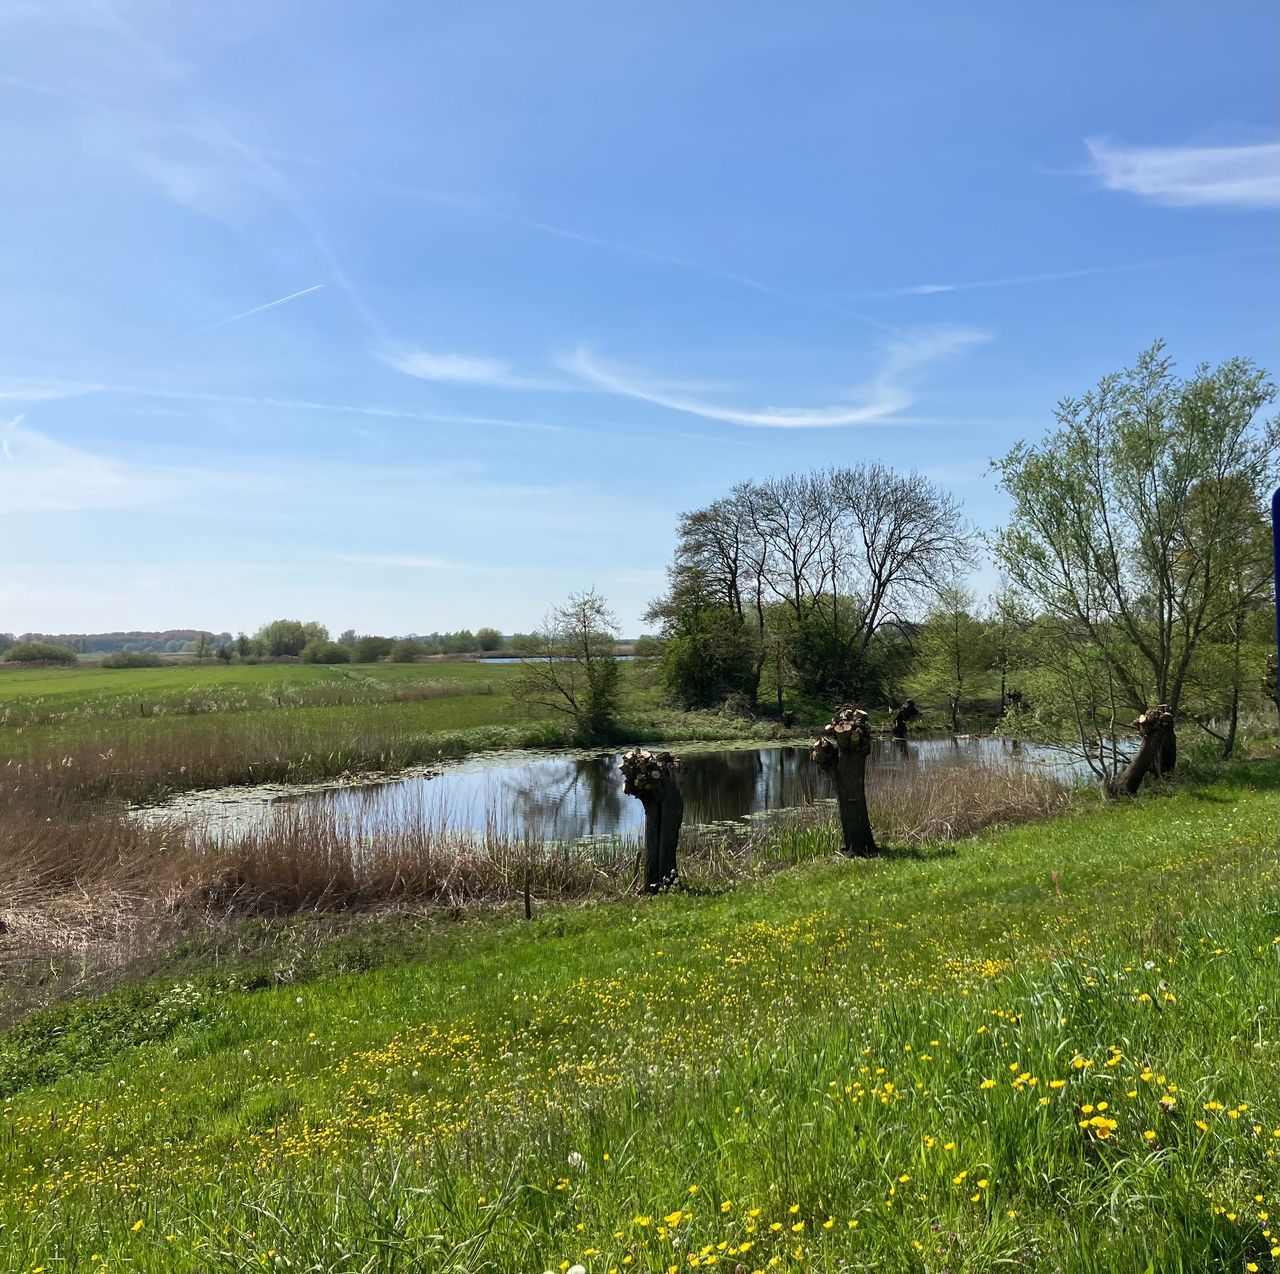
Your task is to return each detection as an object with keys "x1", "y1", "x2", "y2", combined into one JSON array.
[{"x1": 2, "y1": 1, "x2": 1277, "y2": 636}]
